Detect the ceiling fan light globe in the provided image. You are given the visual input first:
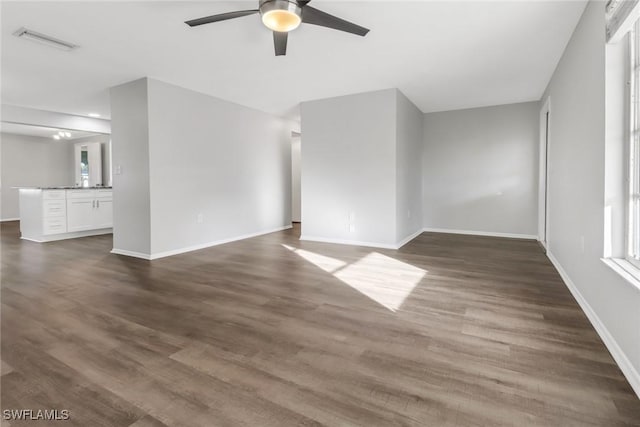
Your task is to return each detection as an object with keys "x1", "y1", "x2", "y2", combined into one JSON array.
[{"x1": 262, "y1": 10, "x2": 301, "y2": 32}]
